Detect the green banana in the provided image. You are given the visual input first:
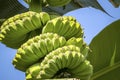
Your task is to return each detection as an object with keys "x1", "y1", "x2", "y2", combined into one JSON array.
[
  {"x1": 60, "y1": 54, "x2": 67, "y2": 69},
  {"x1": 53, "y1": 18, "x2": 63, "y2": 33},
  {"x1": 68, "y1": 51, "x2": 84, "y2": 69},
  {"x1": 73, "y1": 22, "x2": 84, "y2": 38},
  {"x1": 66, "y1": 37, "x2": 90, "y2": 57},
  {"x1": 45, "y1": 38, "x2": 54, "y2": 52},
  {"x1": 65, "y1": 51, "x2": 74, "y2": 67},
  {"x1": 23, "y1": 17, "x2": 35, "y2": 31},
  {"x1": 70, "y1": 60, "x2": 93, "y2": 80},
  {"x1": 40, "y1": 12, "x2": 50, "y2": 25},
  {"x1": 66, "y1": 37, "x2": 83, "y2": 48},
  {"x1": 52, "y1": 37, "x2": 60, "y2": 49},
  {"x1": 42, "y1": 21, "x2": 54, "y2": 33},
  {"x1": 26, "y1": 63, "x2": 41, "y2": 80},
  {"x1": 31, "y1": 13, "x2": 42, "y2": 28},
  {"x1": 48, "y1": 60, "x2": 59, "y2": 72},
  {"x1": 80, "y1": 43, "x2": 90, "y2": 57},
  {"x1": 64, "y1": 21, "x2": 76, "y2": 38},
  {"x1": 60, "y1": 20, "x2": 72, "y2": 39},
  {"x1": 59, "y1": 37, "x2": 66, "y2": 46}
]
